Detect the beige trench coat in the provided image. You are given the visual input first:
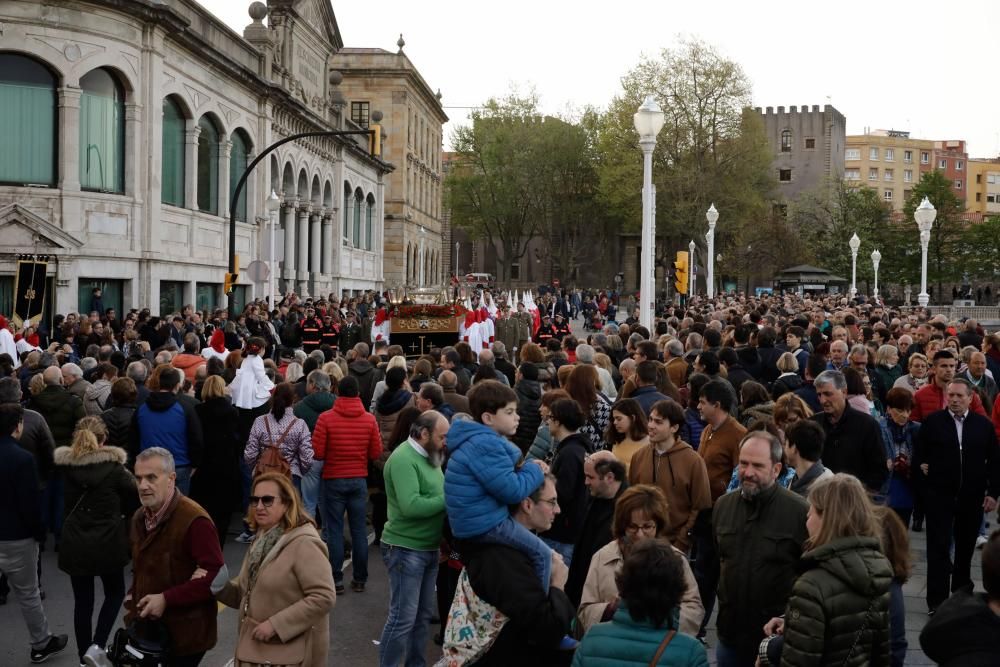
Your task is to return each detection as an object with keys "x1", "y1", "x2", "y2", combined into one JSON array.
[
  {"x1": 576, "y1": 539, "x2": 704, "y2": 636},
  {"x1": 217, "y1": 523, "x2": 336, "y2": 667}
]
